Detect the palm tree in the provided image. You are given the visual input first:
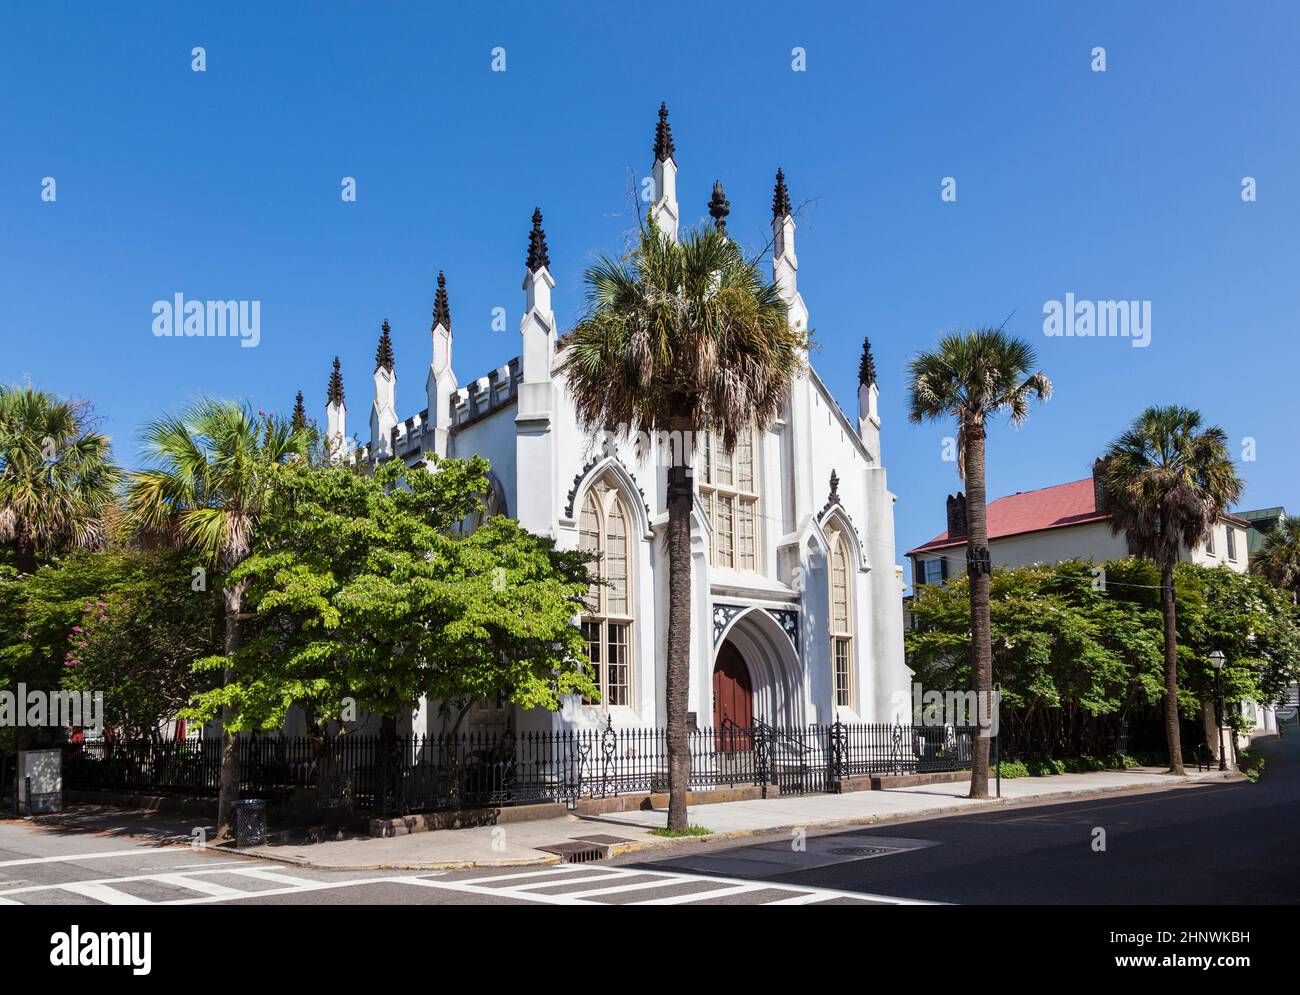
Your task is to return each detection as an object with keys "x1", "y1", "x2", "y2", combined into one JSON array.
[
  {"x1": 557, "y1": 220, "x2": 803, "y2": 831},
  {"x1": 1096, "y1": 406, "x2": 1243, "y2": 775},
  {"x1": 0, "y1": 384, "x2": 120, "y2": 574},
  {"x1": 906, "y1": 329, "x2": 1051, "y2": 799},
  {"x1": 1250, "y1": 516, "x2": 1300, "y2": 599},
  {"x1": 124, "y1": 398, "x2": 309, "y2": 838}
]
